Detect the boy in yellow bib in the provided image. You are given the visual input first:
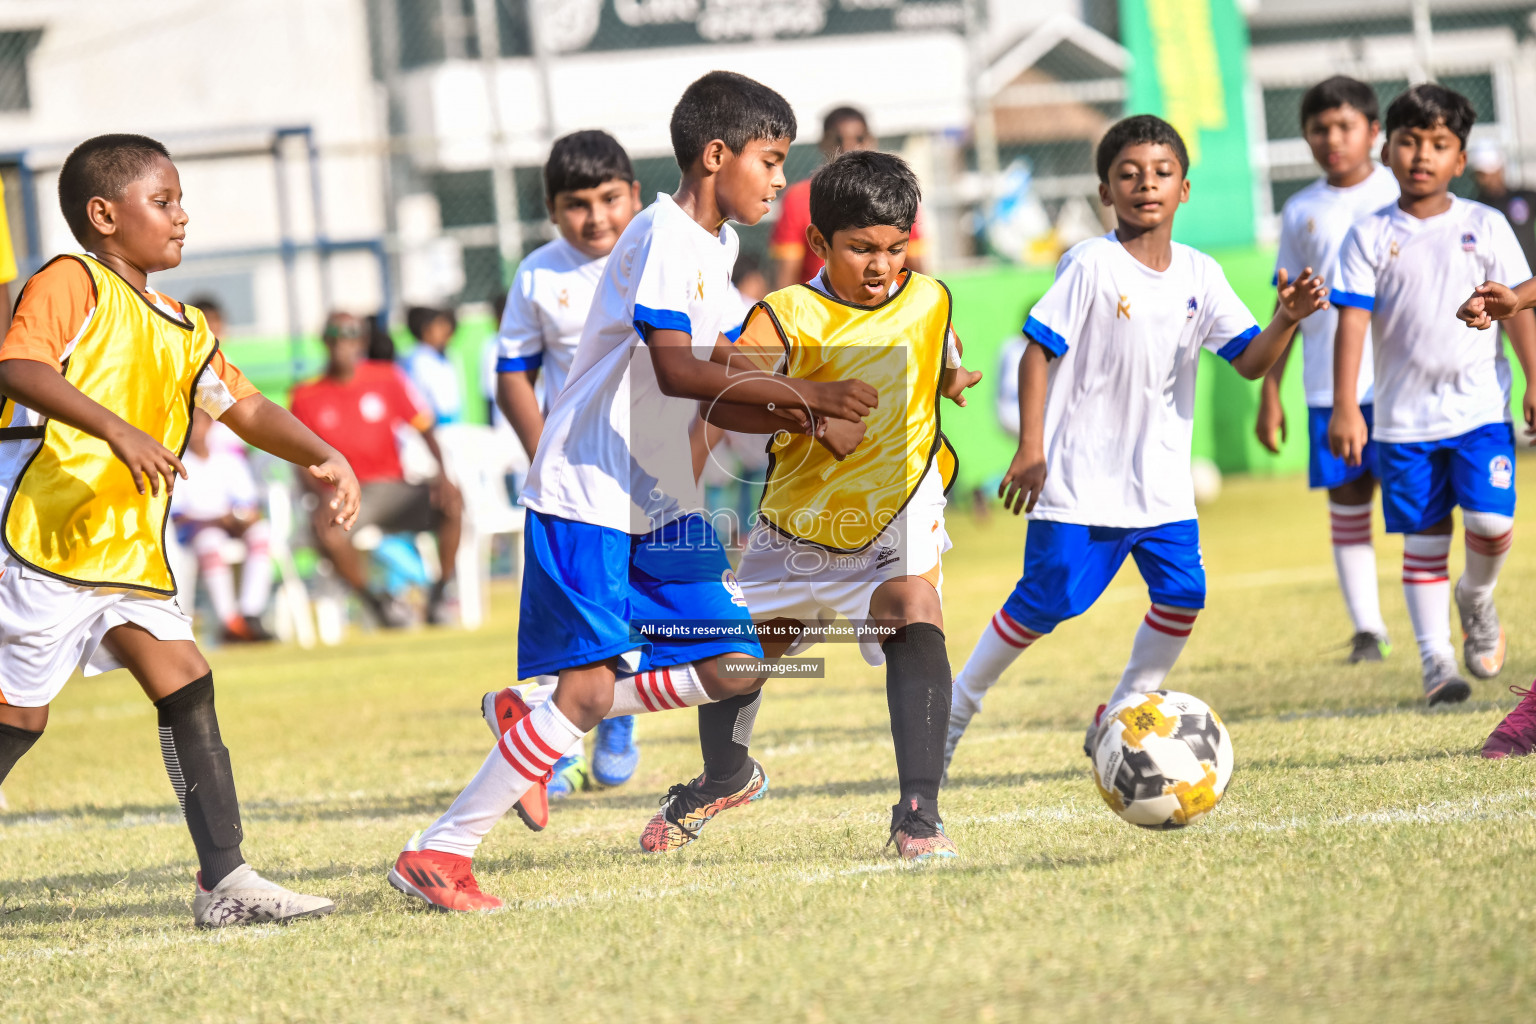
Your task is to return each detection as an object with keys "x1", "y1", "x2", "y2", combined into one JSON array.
[
  {"x1": 640, "y1": 150, "x2": 981, "y2": 860},
  {"x1": 0, "y1": 134, "x2": 361, "y2": 927}
]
